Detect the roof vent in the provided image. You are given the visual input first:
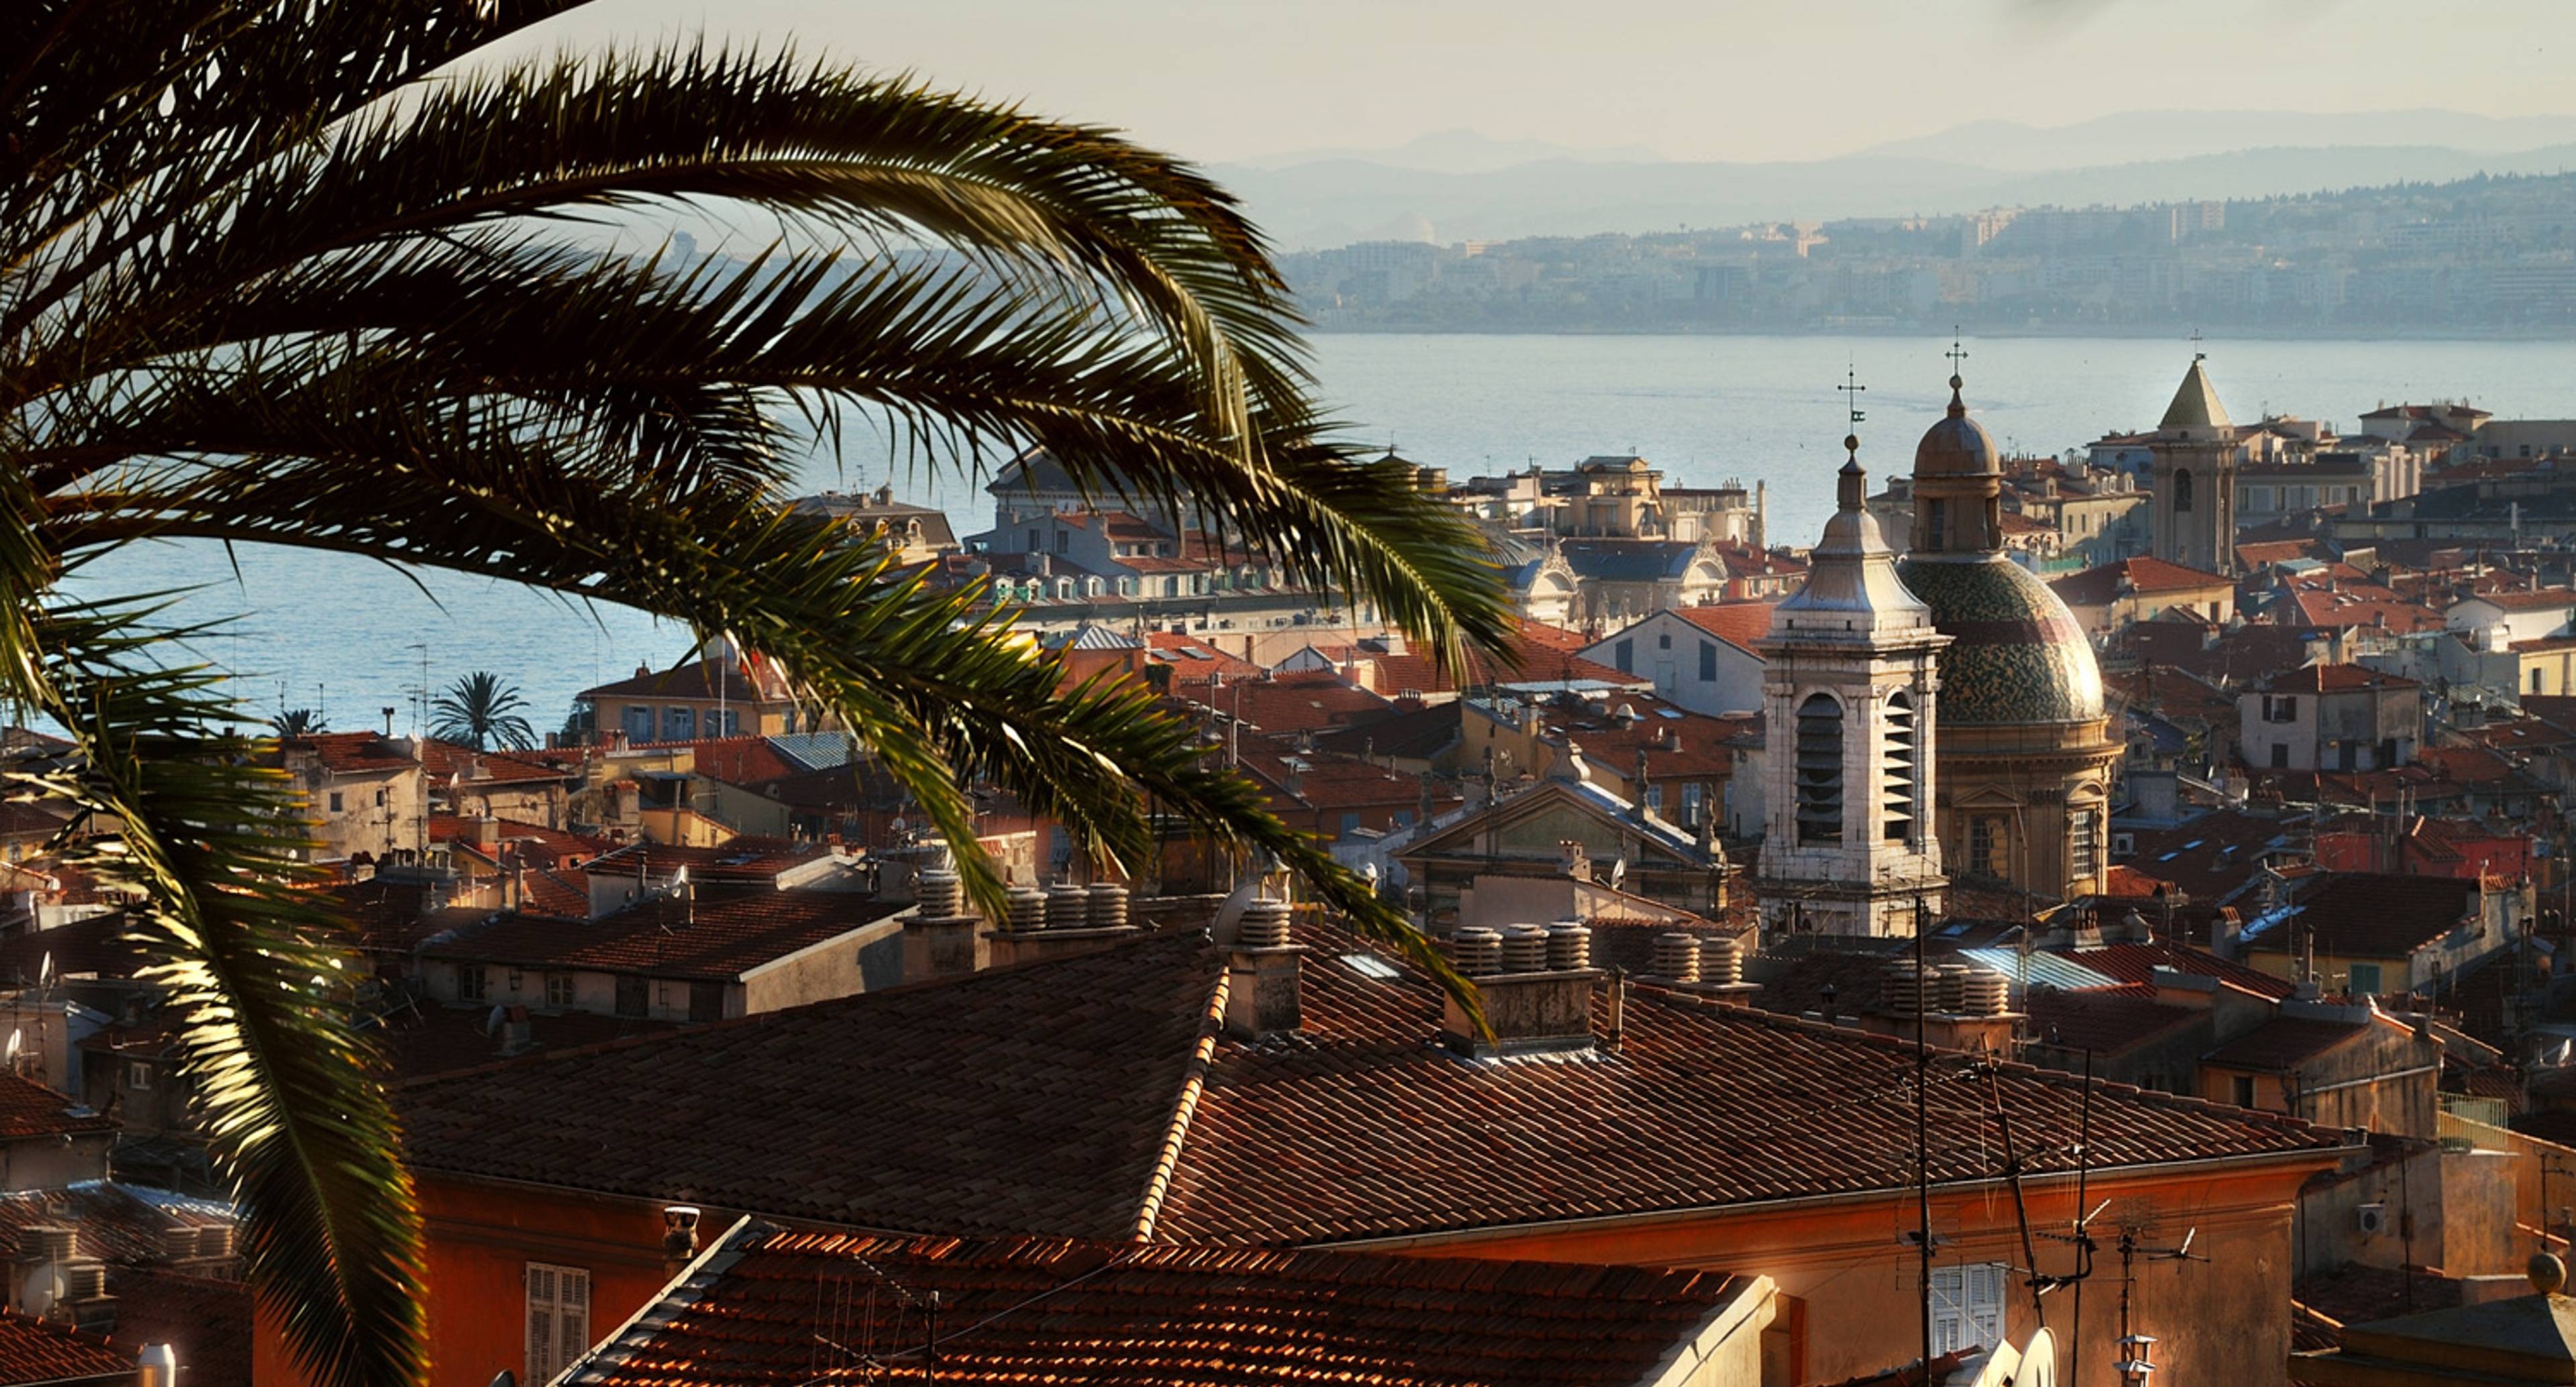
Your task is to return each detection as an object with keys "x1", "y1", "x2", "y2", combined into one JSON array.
[
  {"x1": 1238, "y1": 898, "x2": 1293, "y2": 950},
  {"x1": 1545, "y1": 922, "x2": 1593, "y2": 971},
  {"x1": 1449, "y1": 927, "x2": 1503, "y2": 977},
  {"x1": 1882, "y1": 960, "x2": 1927, "y2": 1017},
  {"x1": 1003, "y1": 885, "x2": 1048, "y2": 934},
  {"x1": 914, "y1": 867, "x2": 963, "y2": 919},
  {"x1": 21, "y1": 1226, "x2": 74, "y2": 1264},
  {"x1": 1087, "y1": 883, "x2": 1129, "y2": 930},
  {"x1": 1046, "y1": 882, "x2": 1091, "y2": 931},
  {"x1": 1936, "y1": 963, "x2": 1973, "y2": 1013},
  {"x1": 1652, "y1": 932, "x2": 1702, "y2": 983},
  {"x1": 1701, "y1": 935, "x2": 1745, "y2": 987},
  {"x1": 1498, "y1": 924, "x2": 1550, "y2": 975},
  {"x1": 1963, "y1": 969, "x2": 2011, "y2": 1017}
]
